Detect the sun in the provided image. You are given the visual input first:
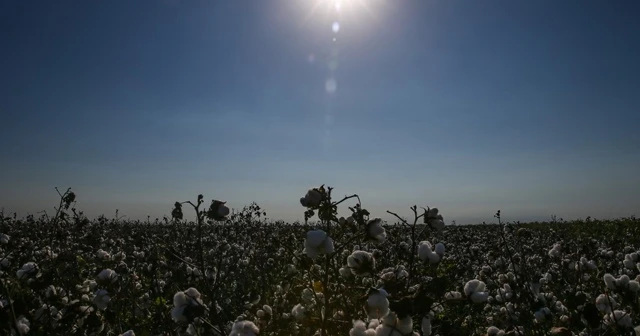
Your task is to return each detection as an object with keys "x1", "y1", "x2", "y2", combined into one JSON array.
[{"x1": 304, "y1": 0, "x2": 379, "y2": 22}]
